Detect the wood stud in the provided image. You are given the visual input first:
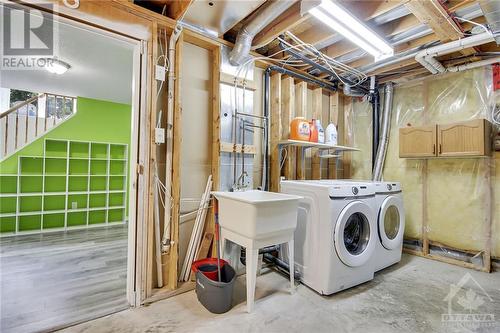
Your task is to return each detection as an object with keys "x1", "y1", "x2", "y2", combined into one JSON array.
[
  {"x1": 295, "y1": 82, "x2": 307, "y2": 180},
  {"x1": 281, "y1": 77, "x2": 295, "y2": 180},
  {"x1": 311, "y1": 88, "x2": 322, "y2": 180},
  {"x1": 270, "y1": 73, "x2": 282, "y2": 192}
]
